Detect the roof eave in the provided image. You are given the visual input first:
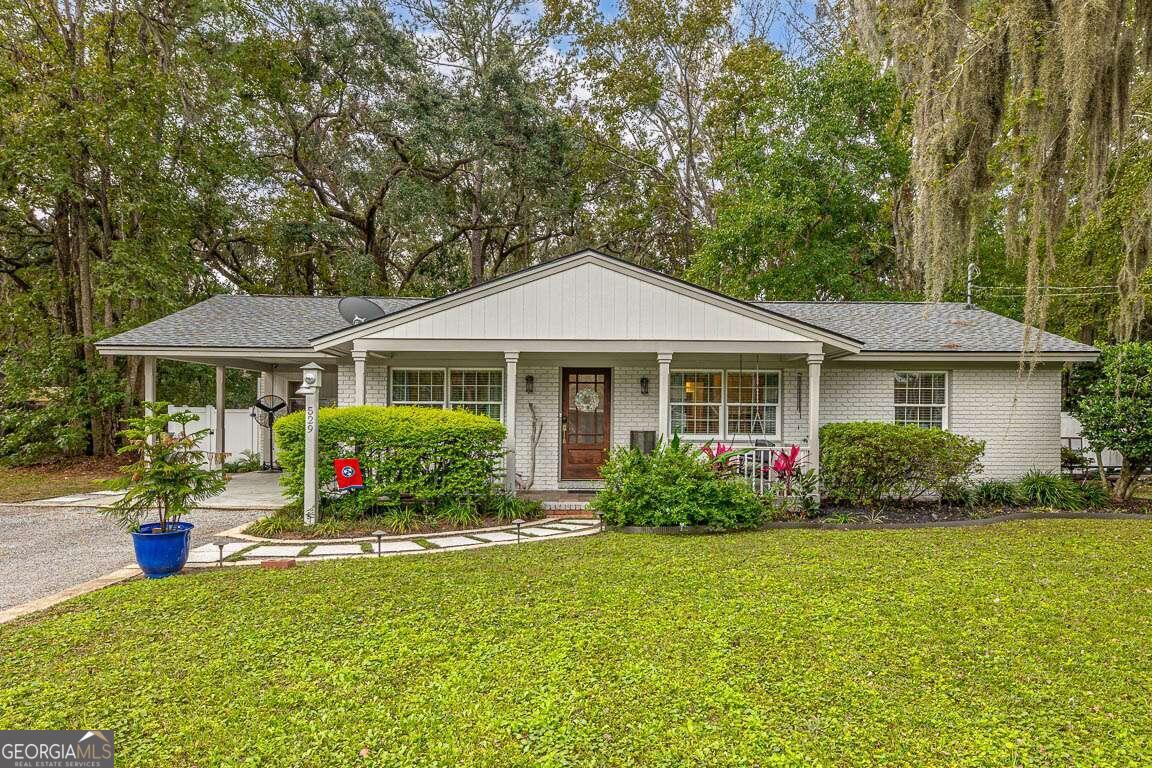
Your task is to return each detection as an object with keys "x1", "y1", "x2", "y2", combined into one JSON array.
[{"x1": 848, "y1": 350, "x2": 1099, "y2": 363}]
